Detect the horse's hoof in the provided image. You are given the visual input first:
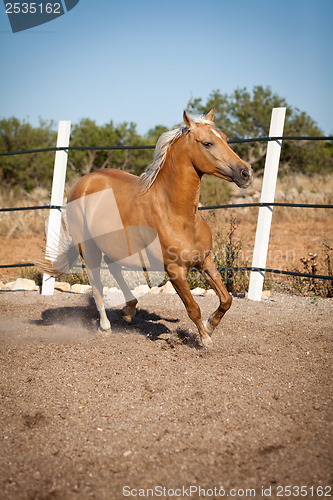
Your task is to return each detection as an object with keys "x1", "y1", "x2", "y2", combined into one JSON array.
[
  {"x1": 98, "y1": 327, "x2": 112, "y2": 337},
  {"x1": 201, "y1": 334, "x2": 213, "y2": 348},
  {"x1": 121, "y1": 306, "x2": 135, "y2": 324}
]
